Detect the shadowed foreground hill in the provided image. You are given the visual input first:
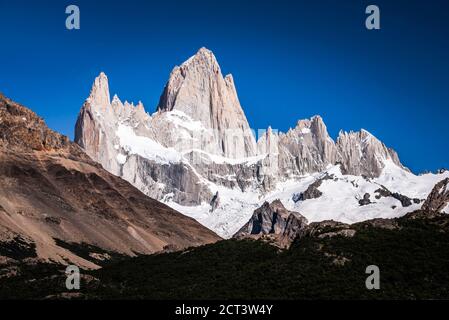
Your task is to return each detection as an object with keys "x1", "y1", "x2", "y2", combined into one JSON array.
[
  {"x1": 0, "y1": 94, "x2": 220, "y2": 269},
  {"x1": 85, "y1": 211, "x2": 449, "y2": 299},
  {"x1": 1, "y1": 209, "x2": 449, "y2": 299}
]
